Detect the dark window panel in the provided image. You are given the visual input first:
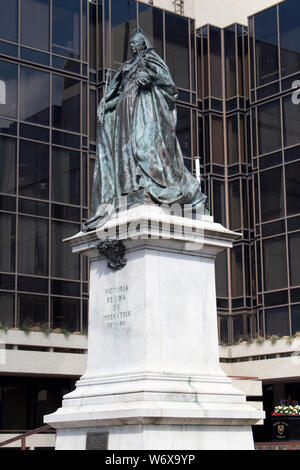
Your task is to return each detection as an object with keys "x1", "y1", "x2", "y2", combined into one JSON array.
[
  {"x1": 51, "y1": 279, "x2": 80, "y2": 297},
  {"x1": 257, "y1": 100, "x2": 281, "y2": 155},
  {"x1": 292, "y1": 304, "x2": 300, "y2": 335},
  {"x1": 89, "y1": 2, "x2": 96, "y2": 69},
  {"x1": 255, "y1": 6, "x2": 279, "y2": 87},
  {"x1": 1, "y1": 381, "x2": 28, "y2": 430},
  {"x1": 18, "y1": 216, "x2": 49, "y2": 276},
  {"x1": 138, "y1": 3, "x2": 163, "y2": 59},
  {"x1": 260, "y1": 167, "x2": 284, "y2": 222},
  {"x1": 20, "y1": 0, "x2": 50, "y2": 52},
  {"x1": 227, "y1": 115, "x2": 239, "y2": 165},
  {"x1": 262, "y1": 220, "x2": 285, "y2": 238},
  {"x1": 263, "y1": 236, "x2": 288, "y2": 291},
  {"x1": 51, "y1": 204, "x2": 80, "y2": 222},
  {"x1": 286, "y1": 161, "x2": 300, "y2": 216},
  {"x1": 82, "y1": 298, "x2": 88, "y2": 332},
  {"x1": 209, "y1": 27, "x2": 222, "y2": 99},
  {"x1": 289, "y1": 232, "x2": 300, "y2": 287},
  {"x1": 231, "y1": 245, "x2": 243, "y2": 298},
  {"x1": 0, "y1": 213, "x2": 15, "y2": 272},
  {"x1": 0, "y1": 136, "x2": 16, "y2": 194},
  {"x1": 285, "y1": 145, "x2": 300, "y2": 163},
  {"x1": 20, "y1": 67, "x2": 50, "y2": 126},
  {"x1": 52, "y1": 130, "x2": 80, "y2": 149},
  {"x1": 176, "y1": 106, "x2": 191, "y2": 157},
  {"x1": 259, "y1": 151, "x2": 282, "y2": 170},
  {"x1": 18, "y1": 293, "x2": 48, "y2": 326},
  {"x1": 51, "y1": 297, "x2": 80, "y2": 331},
  {"x1": 52, "y1": 75, "x2": 81, "y2": 133},
  {"x1": 0, "y1": 292, "x2": 14, "y2": 327},
  {"x1": 82, "y1": 0, "x2": 87, "y2": 62},
  {"x1": 110, "y1": 0, "x2": 137, "y2": 70},
  {"x1": 233, "y1": 315, "x2": 244, "y2": 343},
  {"x1": 229, "y1": 180, "x2": 241, "y2": 230},
  {"x1": 19, "y1": 123, "x2": 49, "y2": 143},
  {"x1": 211, "y1": 116, "x2": 224, "y2": 165},
  {"x1": 0, "y1": 195, "x2": 16, "y2": 212},
  {"x1": 265, "y1": 306, "x2": 289, "y2": 337},
  {"x1": 215, "y1": 249, "x2": 228, "y2": 298},
  {"x1": 52, "y1": 0, "x2": 81, "y2": 59},
  {"x1": 165, "y1": 12, "x2": 190, "y2": 90},
  {"x1": 20, "y1": 47, "x2": 50, "y2": 66},
  {"x1": 0, "y1": 274, "x2": 15, "y2": 290},
  {"x1": 0, "y1": 118, "x2": 17, "y2": 136},
  {"x1": 0, "y1": 60, "x2": 18, "y2": 119},
  {"x1": 51, "y1": 221, "x2": 80, "y2": 279},
  {"x1": 18, "y1": 198, "x2": 48, "y2": 218},
  {"x1": 279, "y1": 0, "x2": 300, "y2": 77},
  {"x1": 219, "y1": 317, "x2": 228, "y2": 344},
  {"x1": 213, "y1": 180, "x2": 225, "y2": 226},
  {"x1": 282, "y1": 95, "x2": 300, "y2": 148},
  {"x1": 264, "y1": 290, "x2": 288, "y2": 307},
  {"x1": 224, "y1": 27, "x2": 237, "y2": 98},
  {"x1": 0, "y1": 0, "x2": 18, "y2": 43},
  {"x1": 19, "y1": 141, "x2": 49, "y2": 200},
  {"x1": 17, "y1": 276, "x2": 48, "y2": 294},
  {"x1": 52, "y1": 148, "x2": 81, "y2": 206},
  {"x1": 52, "y1": 56, "x2": 81, "y2": 74},
  {"x1": 89, "y1": 88, "x2": 97, "y2": 142}
]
